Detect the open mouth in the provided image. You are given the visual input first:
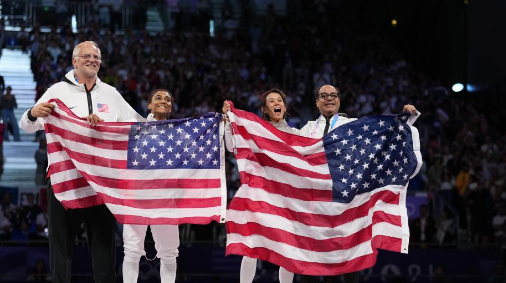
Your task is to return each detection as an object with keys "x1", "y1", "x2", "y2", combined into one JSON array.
[
  {"x1": 156, "y1": 105, "x2": 169, "y2": 110},
  {"x1": 274, "y1": 107, "x2": 282, "y2": 113}
]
